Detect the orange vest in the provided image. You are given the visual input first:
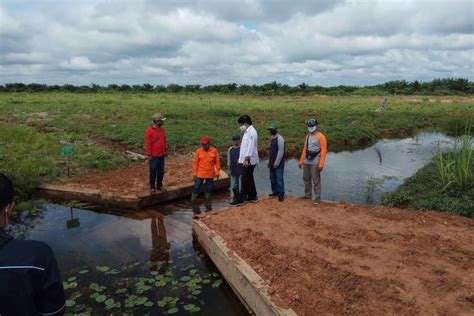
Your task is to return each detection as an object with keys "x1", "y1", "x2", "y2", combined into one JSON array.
[
  {"x1": 299, "y1": 131, "x2": 328, "y2": 168},
  {"x1": 193, "y1": 146, "x2": 221, "y2": 179}
]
